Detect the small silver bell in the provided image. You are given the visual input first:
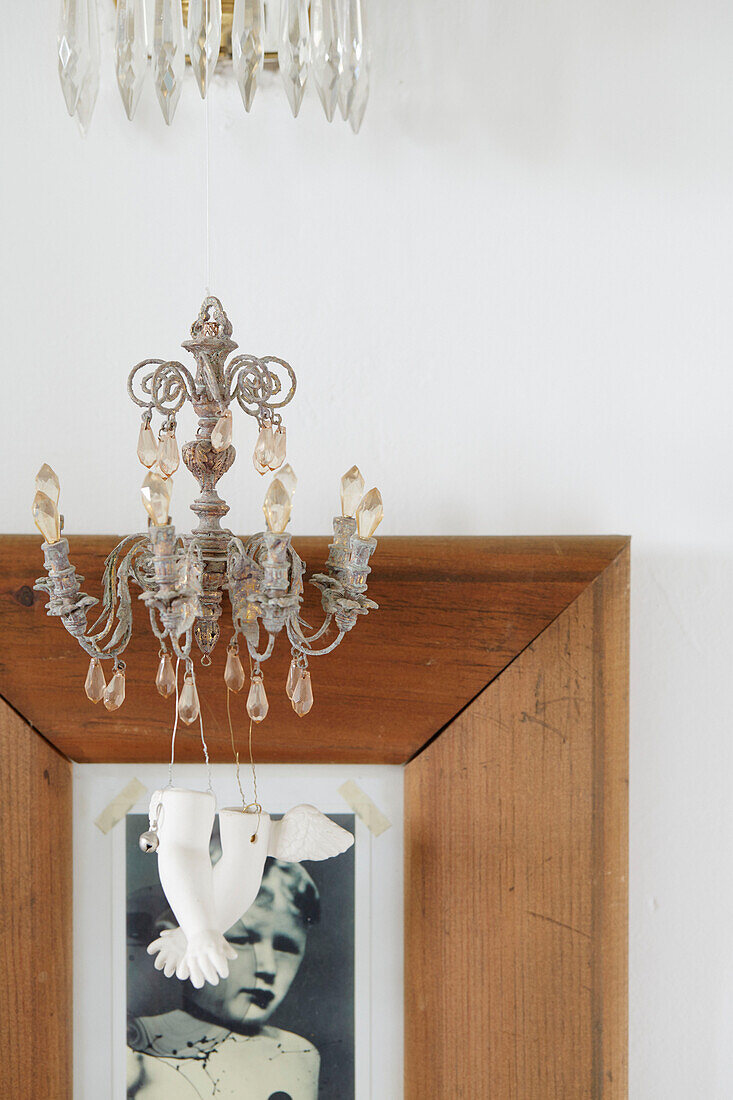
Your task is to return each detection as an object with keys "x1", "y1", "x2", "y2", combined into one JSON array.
[{"x1": 138, "y1": 830, "x2": 159, "y2": 854}]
